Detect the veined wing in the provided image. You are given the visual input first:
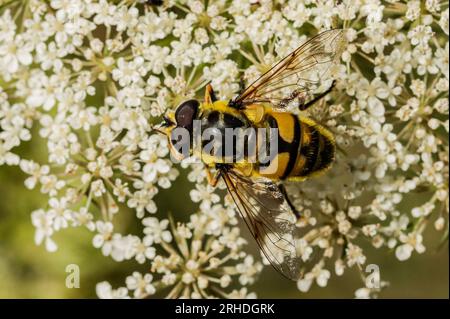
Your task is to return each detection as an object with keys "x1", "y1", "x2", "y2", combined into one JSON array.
[
  {"x1": 220, "y1": 167, "x2": 302, "y2": 280},
  {"x1": 233, "y1": 29, "x2": 346, "y2": 109}
]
